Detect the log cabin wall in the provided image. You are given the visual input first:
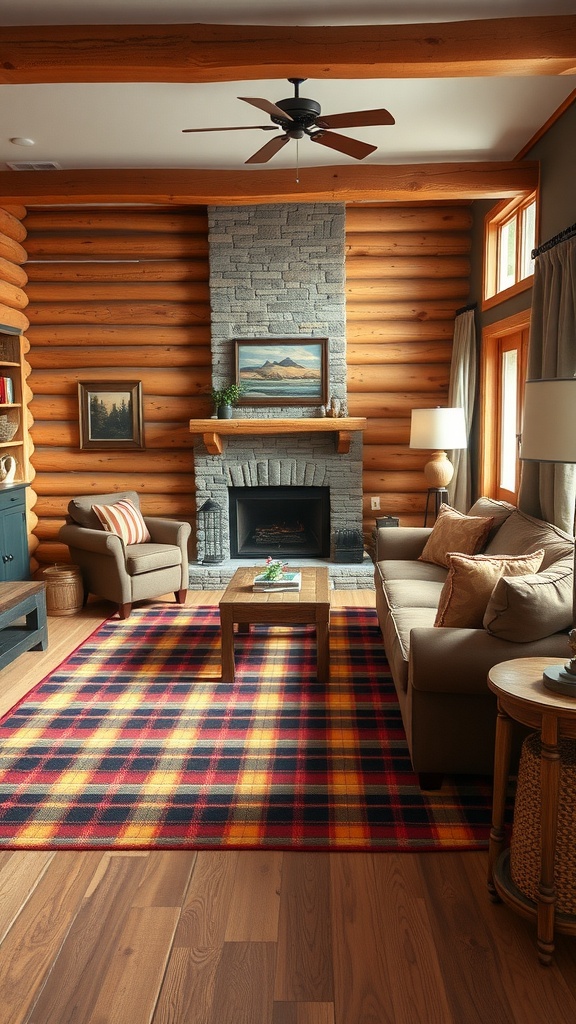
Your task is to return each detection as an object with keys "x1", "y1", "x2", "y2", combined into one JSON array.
[
  {"x1": 344, "y1": 203, "x2": 472, "y2": 533},
  {"x1": 23, "y1": 206, "x2": 212, "y2": 567}
]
